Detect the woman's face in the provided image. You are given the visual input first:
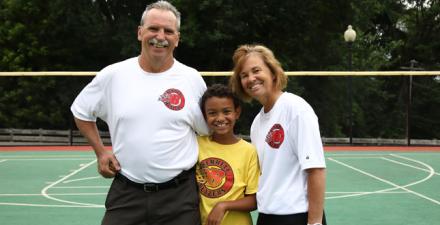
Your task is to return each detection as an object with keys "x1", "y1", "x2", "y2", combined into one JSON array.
[{"x1": 238, "y1": 54, "x2": 276, "y2": 102}]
